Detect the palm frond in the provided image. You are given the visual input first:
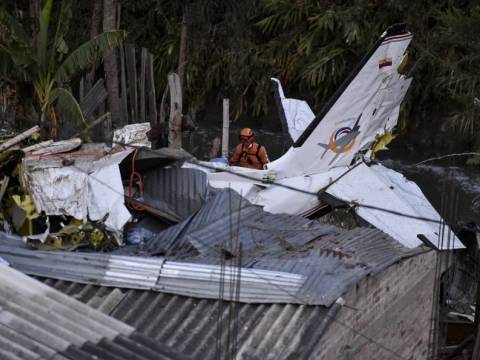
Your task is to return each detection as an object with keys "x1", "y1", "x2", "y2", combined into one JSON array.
[
  {"x1": 50, "y1": 87, "x2": 87, "y2": 128},
  {"x1": 54, "y1": 30, "x2": 127, "y2": 83}
]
